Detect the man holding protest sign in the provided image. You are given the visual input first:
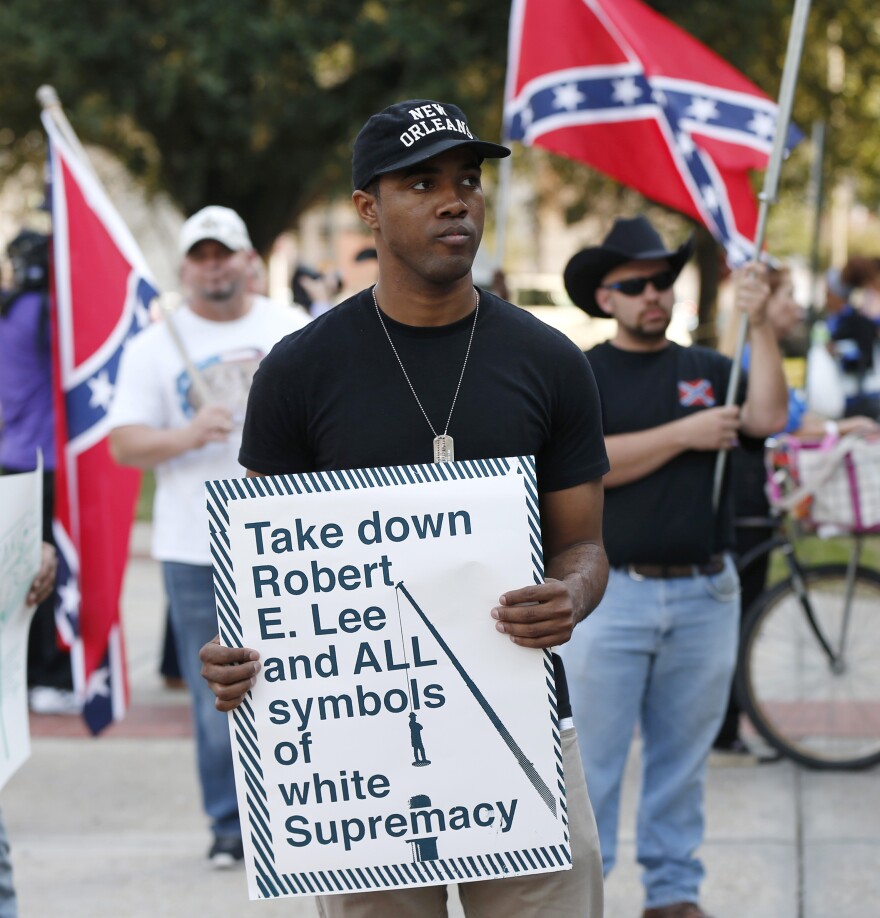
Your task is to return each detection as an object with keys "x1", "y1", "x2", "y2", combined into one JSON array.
[{"x1": 200, "y1": 99, "x2": 609, "y2": 916}]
